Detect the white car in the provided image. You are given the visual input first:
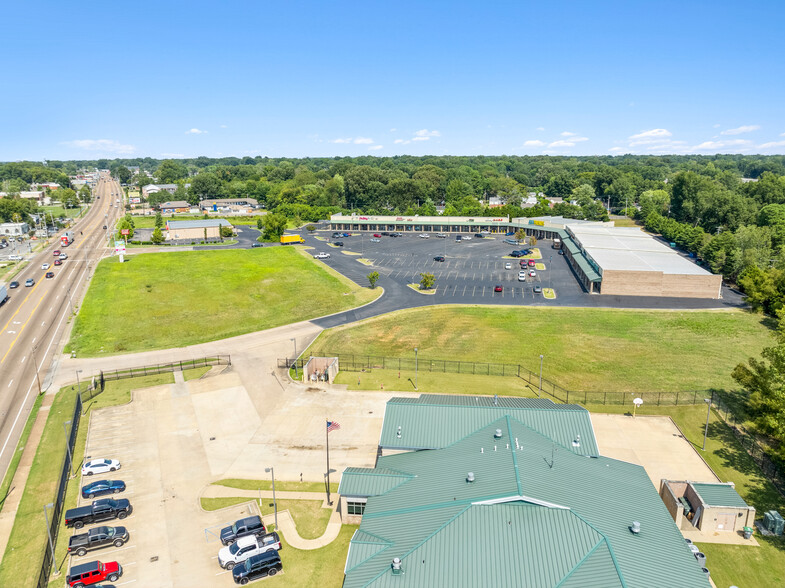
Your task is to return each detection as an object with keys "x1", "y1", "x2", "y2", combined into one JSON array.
[
  {"x1": 9, "y1": 254, "x2": 22, "y2": 261},
  {"x1": 218, "y1": 533, "x2": 282, "y2": 569},
  {"x1": 370, "y1": 238, "x2": 381, "y2": 243},
  {"x1": 313, "y1": 252, "x2": 331, "y2": 259},
  {"x1": 419, "y1": 234, "x2": 430, "y2": 239},
  {"x1": 436, "y1": 233, "x2": 448, "y2": 238},
  {"x1": 82, "y1": 458, "x2": 121, "y2": 476},
  {"x1": 42, "y1": 263, "x2": 50, "y2": 270},
  {"x1": 505, "y1": 262, "x2": 512, "y2": 270},
  {"x1": 462, "y1": 235, "x2": 472, "y2": 241},
  {"x1": 529, "y1": 269, "x2": 537, "y2": 277},
  {"x1": 59, "y1": 253, "x2": 68, "y2": 260},
  {"x1": 518, "y1": 271, "x2": 527, "y2": 282}
]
